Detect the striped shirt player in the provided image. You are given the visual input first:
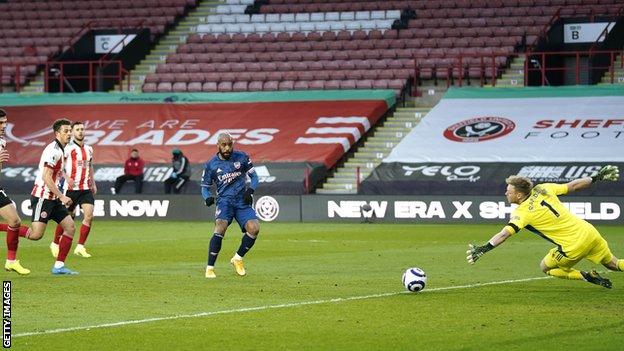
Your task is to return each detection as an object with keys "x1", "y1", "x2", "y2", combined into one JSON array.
[
  {"x1": 201, "y1": 133, "x2": 260, "y2": 279},
  {"x1": 467, "y1": 170, "x2": 623, "y2": 289},
  {"x1": 28, "y1": 118, "x2": 79, "y2": 275},
  {"x1": 51, "y1": 121, "x2": 97, "y2": 259}
]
